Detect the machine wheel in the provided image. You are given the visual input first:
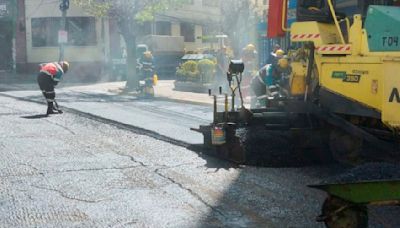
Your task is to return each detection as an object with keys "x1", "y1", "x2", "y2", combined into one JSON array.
[
  {"x1": 320, "y1": 196, "x2": 368, "y2": 228},
  {"x1": 329, "y1": 129, "x2": 363, "y2": 165}
]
